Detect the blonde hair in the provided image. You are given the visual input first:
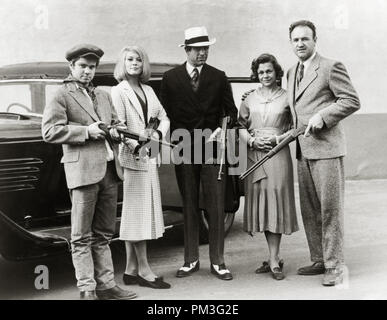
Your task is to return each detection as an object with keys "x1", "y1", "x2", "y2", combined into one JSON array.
[{"x1": 113, "y1": 46, "x2": 151, "y2": 83}]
